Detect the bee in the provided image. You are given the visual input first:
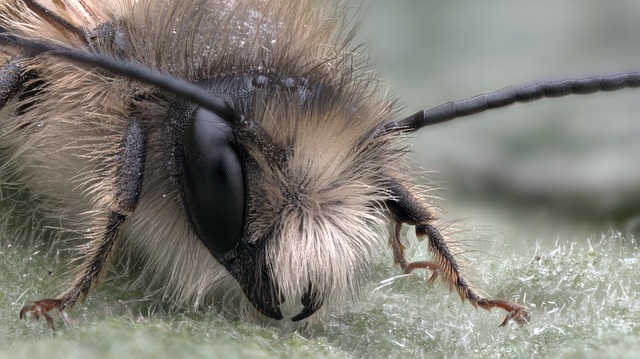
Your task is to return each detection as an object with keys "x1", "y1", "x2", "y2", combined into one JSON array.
[{"x1": 0, "y1": 0, "x2": 636, "y2": 330}]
